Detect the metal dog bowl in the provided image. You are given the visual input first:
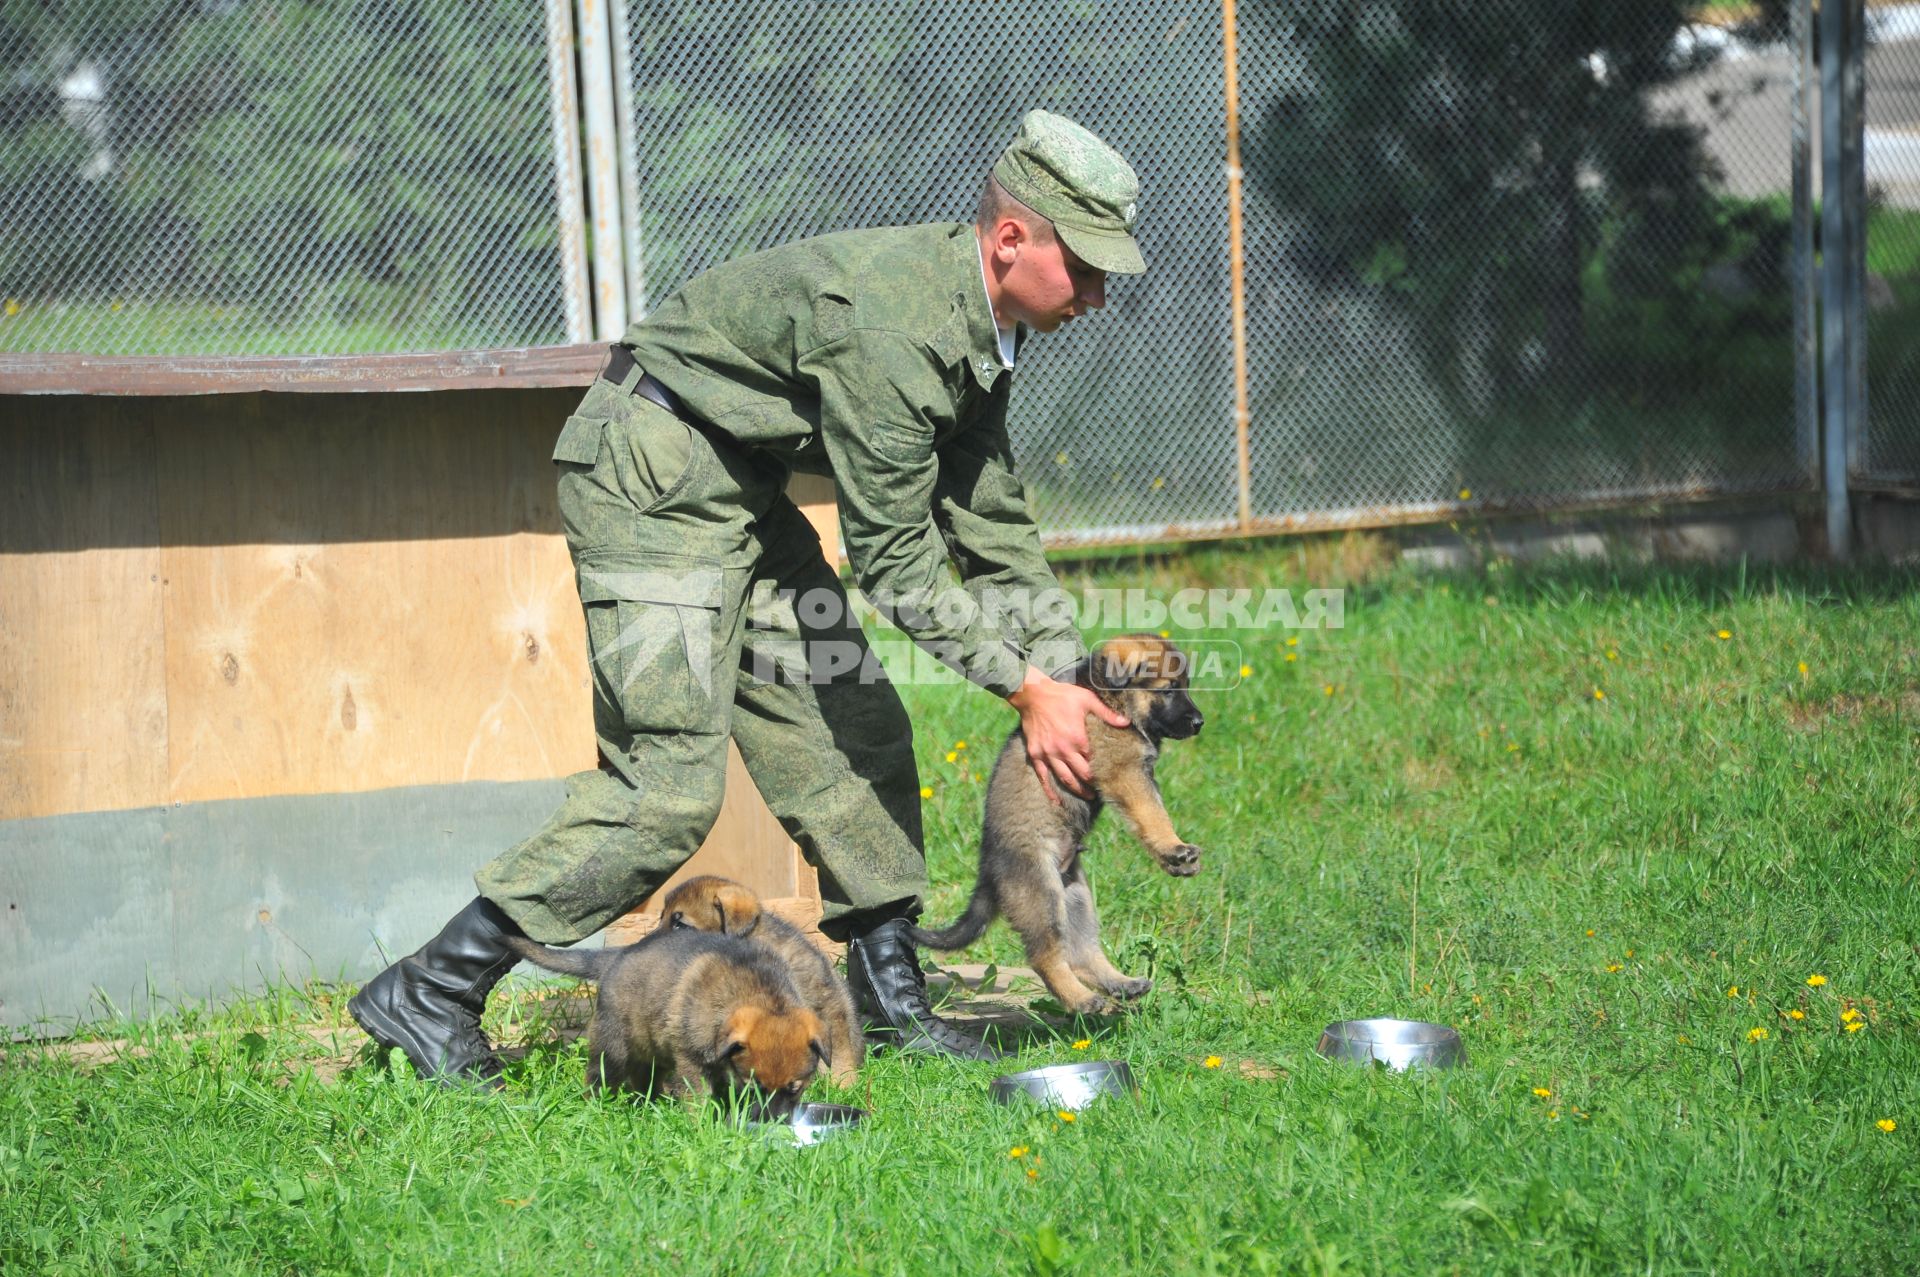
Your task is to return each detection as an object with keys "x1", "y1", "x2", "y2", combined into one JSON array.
[
  {"x1": 989, "y1": 1060, "x2": 1137, "y2": 1110},
  {"x1": 759, "y1": 1102, "x2": 868, "y2": 1147},
  {"x1": 1316, "y1": 1019, "x2": 1465, "y2": 1071}
]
